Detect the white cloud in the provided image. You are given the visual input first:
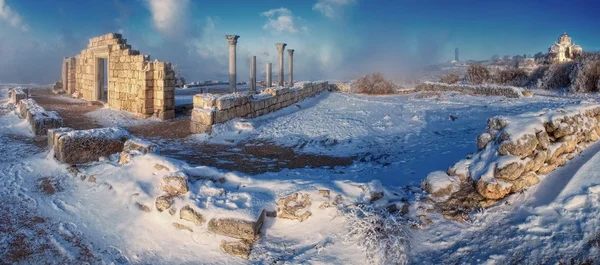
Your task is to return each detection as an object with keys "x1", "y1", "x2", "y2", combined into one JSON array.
[
  {"x1": 261, "y1": 8, "x2": 307, "y2": 34},
  {"x1": 313, "y1": 0, "x2": 356, "y2": 19},
  {"x1": 145, "y1": 0, "x2": 189, "y2": 37},
  {"x1": 0, "y1": 0, "x2": 28, "y2": 31}
]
